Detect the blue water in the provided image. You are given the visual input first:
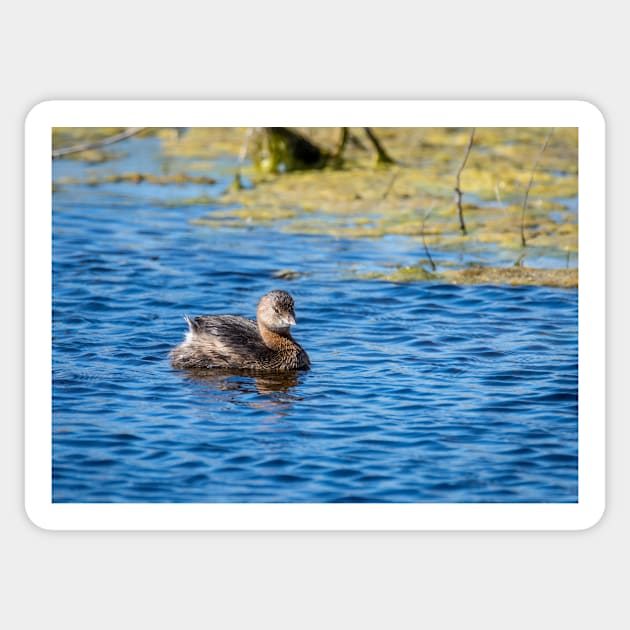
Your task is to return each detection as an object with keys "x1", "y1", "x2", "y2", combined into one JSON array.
[{"x1": 52, "y1": 137, "x2": 578, "y2": 503}]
